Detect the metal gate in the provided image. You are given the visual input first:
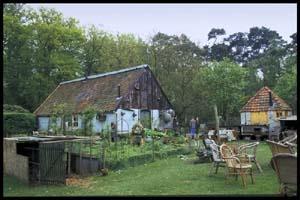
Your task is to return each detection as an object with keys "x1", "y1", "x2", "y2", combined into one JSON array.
[{"x1": 39, "y1": 142, "x2": 66, "y2": 184}]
